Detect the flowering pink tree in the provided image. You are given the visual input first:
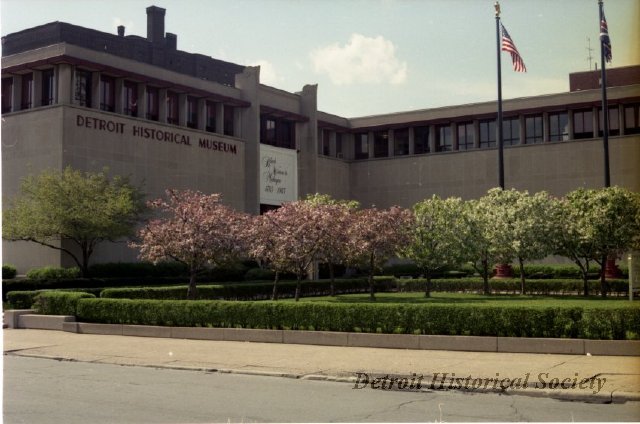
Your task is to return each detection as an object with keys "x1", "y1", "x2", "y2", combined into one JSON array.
[
  {"x1": 130, "y1": 189, "x2": 247, "y2": 300},
  {"x1": 246, "y1": 201, "x2": 327, "y2": 301},
  {"x1": 346, "y1": 206, "x2": 412, "y2": 300},
  {"x1": 304, "y1": 194, "x2": 359, "y2": 296}
]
